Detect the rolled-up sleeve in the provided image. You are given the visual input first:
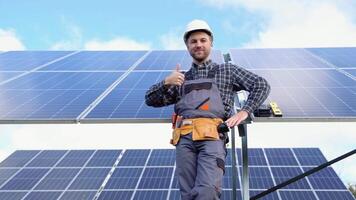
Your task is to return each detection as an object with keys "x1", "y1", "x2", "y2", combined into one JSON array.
[{"x1": 145, "y1": 80, "x2": 180, "y2": 107}]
